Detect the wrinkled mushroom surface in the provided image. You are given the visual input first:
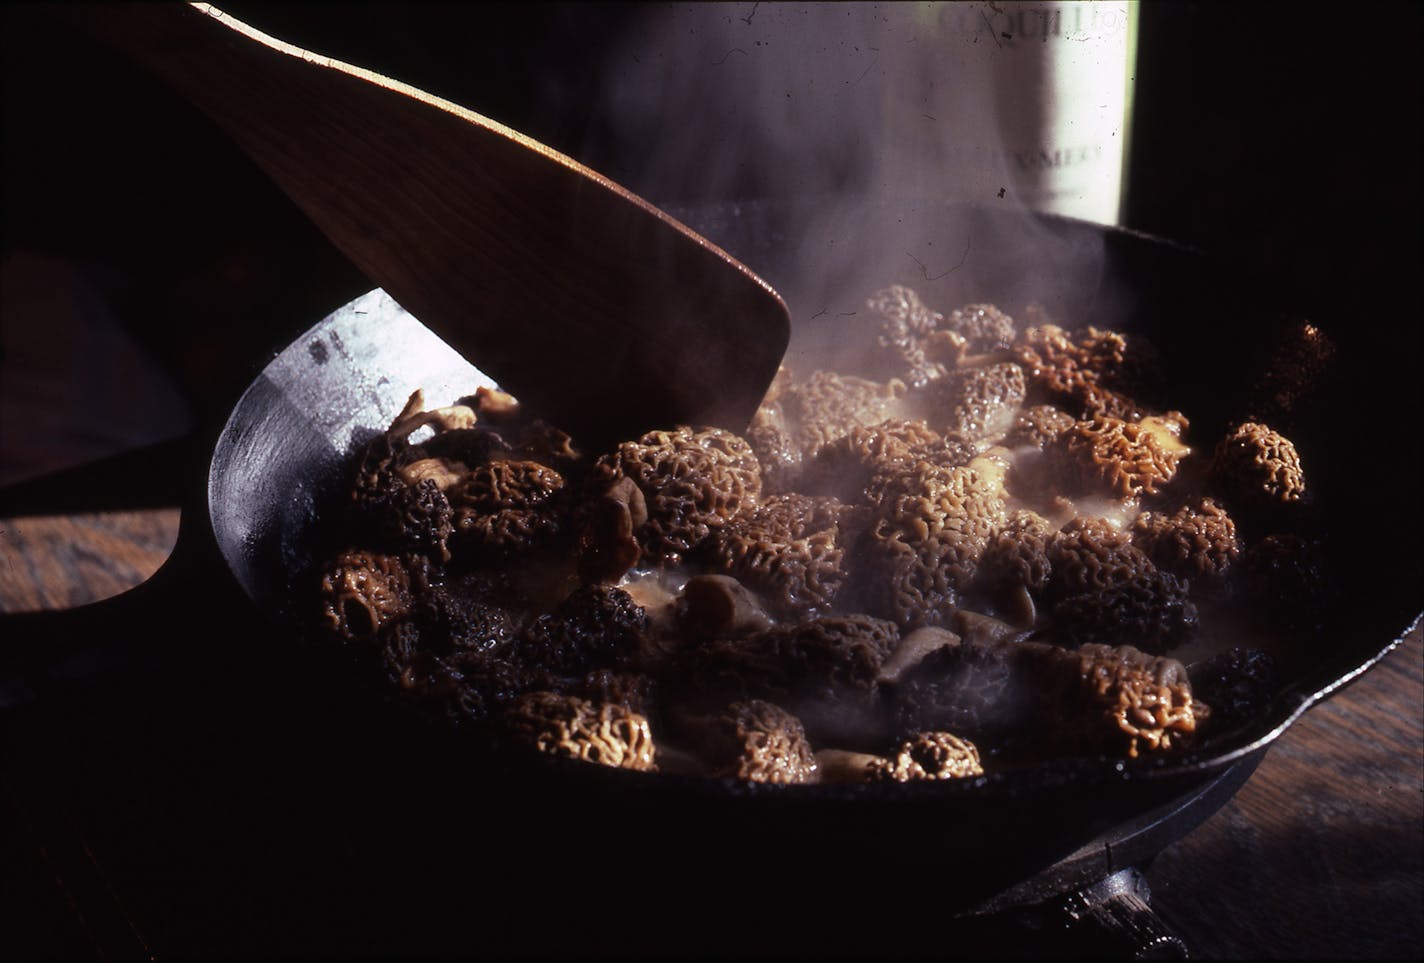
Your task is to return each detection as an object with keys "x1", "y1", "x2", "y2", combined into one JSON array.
[{"x1": 310, "y1": 283, "x2": 1327, "y2": 782}]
